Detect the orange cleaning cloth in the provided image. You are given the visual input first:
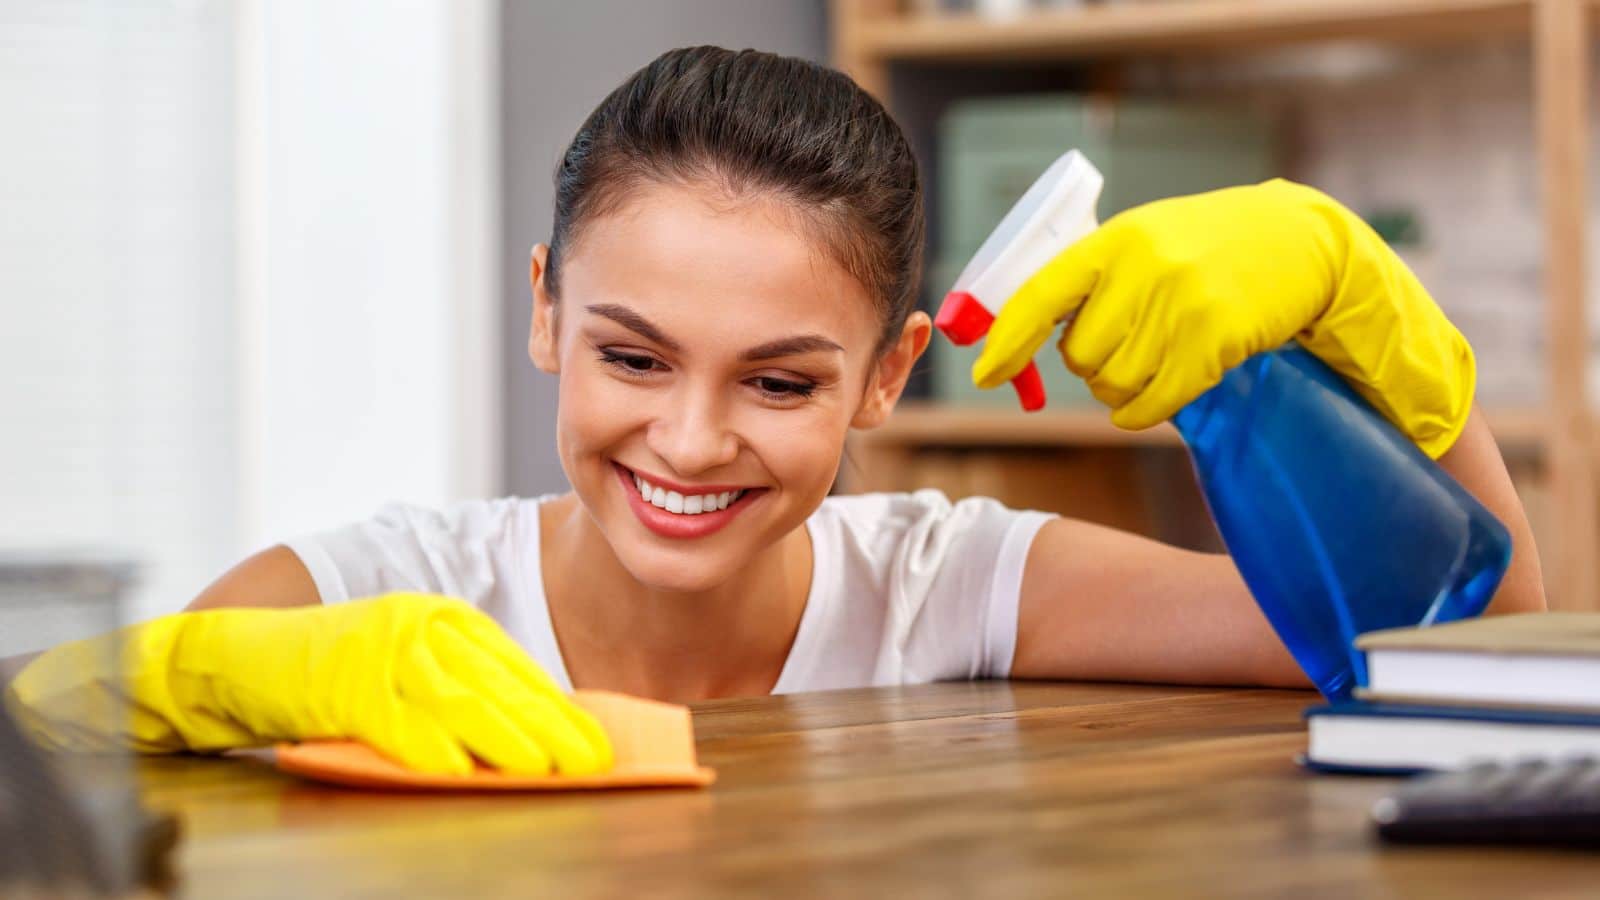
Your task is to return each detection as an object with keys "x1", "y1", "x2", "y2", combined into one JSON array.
[{"x1": 274, "y1": 690, "x2": 715, "y2": 790}]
